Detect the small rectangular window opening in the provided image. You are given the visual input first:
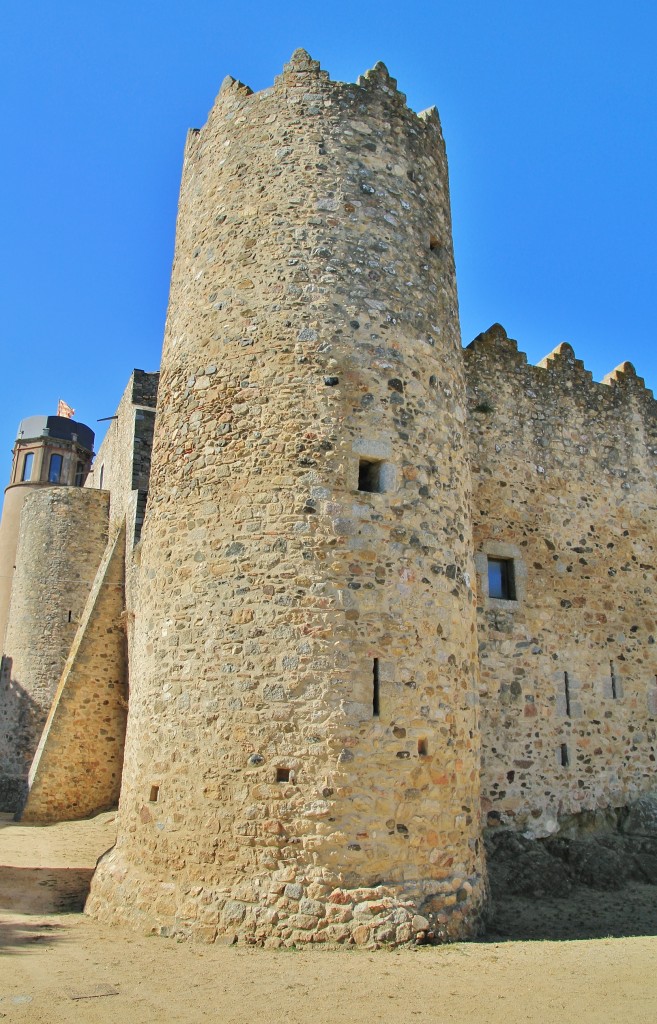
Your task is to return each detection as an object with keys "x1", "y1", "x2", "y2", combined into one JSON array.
[
  {"x1": 487, "y1": 557, "x2": 516, "y2": 600},
  {"x1": 564, "y1": 671, "x2": 571, "y2": 718},
  {"x1": 417, "y1": 738, "x2": 428, "y2": 756},
  {"x1": 276, "y1": 767, "x2": 290, "y2": 783},
  {"x1": 429, "y1": 234, "x2": 439, "y2": 251},
  {"x1": 358, "y1": 459, "x2": 383, "y2": 494},
  {"x1": 372, "y1": 658, "x2": 380, "y2": 717},
  {"x1": 560, "y1": 743, "x2": 569, "y2": 768},
  {"x1": 149, "y1": 785, "x2": 160, "y2": 802},
  {"x1": 21, "y1": 452, "x2": 33, "y2": 482},
  {"x1": 99, "y1": 464, "x2": 105, "y2": 489},
  {"x1": 610, "y1": 660, "x2": 618, "y2": 699},
  {"x1": 48, "y1": 453, "x2": 63, "y2": 484},
  {"x1": 74, "y1": 461, "x2": 85, "y2": 487},
  {"x1": 67, "y1": 610, "x2": 72, "y2": 623}
]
